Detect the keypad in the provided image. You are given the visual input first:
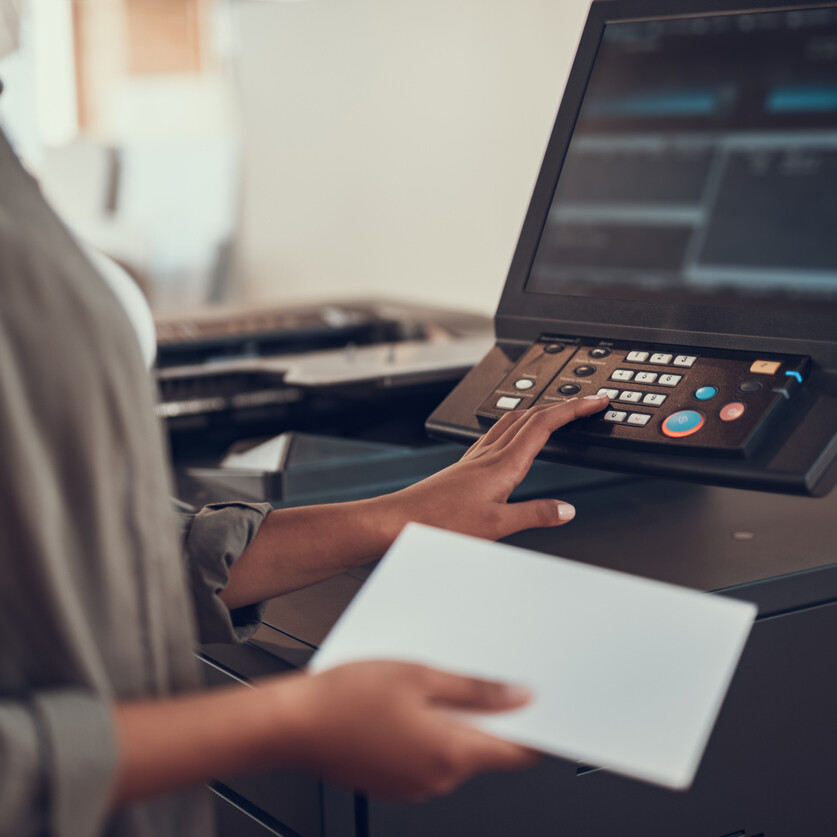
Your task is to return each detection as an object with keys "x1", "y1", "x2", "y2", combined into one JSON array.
[{"x1": 475, "y1": 335, "x2": 809, "y2": 455}]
